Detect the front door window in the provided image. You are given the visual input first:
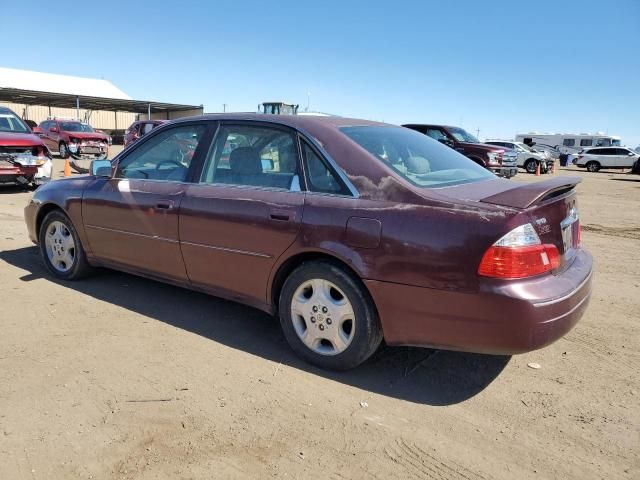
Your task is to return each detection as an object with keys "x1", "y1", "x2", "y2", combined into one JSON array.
[{"x1": 116, "y1": 125, "x2": 206, "y2": 182}]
